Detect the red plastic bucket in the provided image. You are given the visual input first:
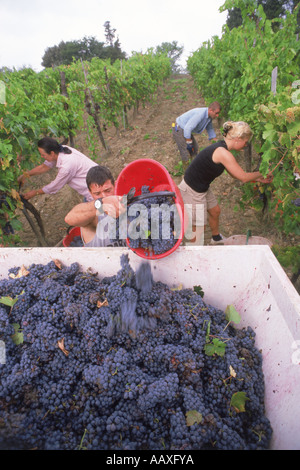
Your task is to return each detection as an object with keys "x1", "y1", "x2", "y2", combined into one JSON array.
[
  {"x1": 115, "y1": 159, "x2": 185, "y2": 259},
  {"x1": 63, "y1": 226, "x2": 82, "y2": 247}
]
